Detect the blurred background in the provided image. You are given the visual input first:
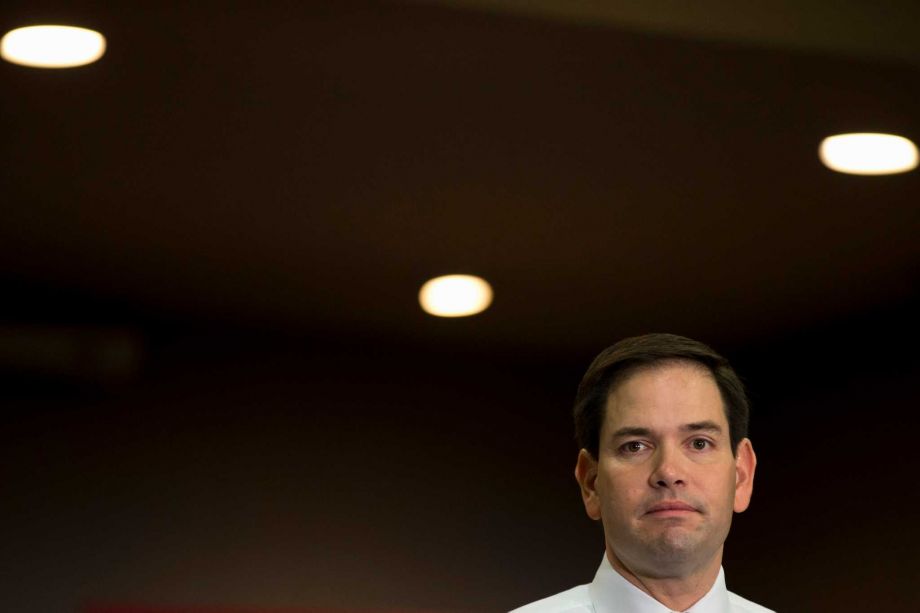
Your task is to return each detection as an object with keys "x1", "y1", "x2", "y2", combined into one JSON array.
[{"x1": 1, "y1": 1, "x2": 918, "y2": 612}]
